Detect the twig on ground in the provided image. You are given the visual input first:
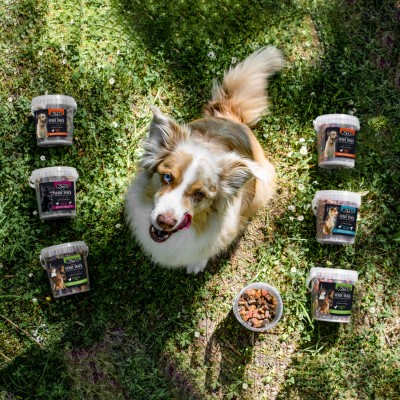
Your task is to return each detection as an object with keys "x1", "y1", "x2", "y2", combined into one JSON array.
[{"x1": 1, "y1": 314, "x2": 43, "y2": 348}]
